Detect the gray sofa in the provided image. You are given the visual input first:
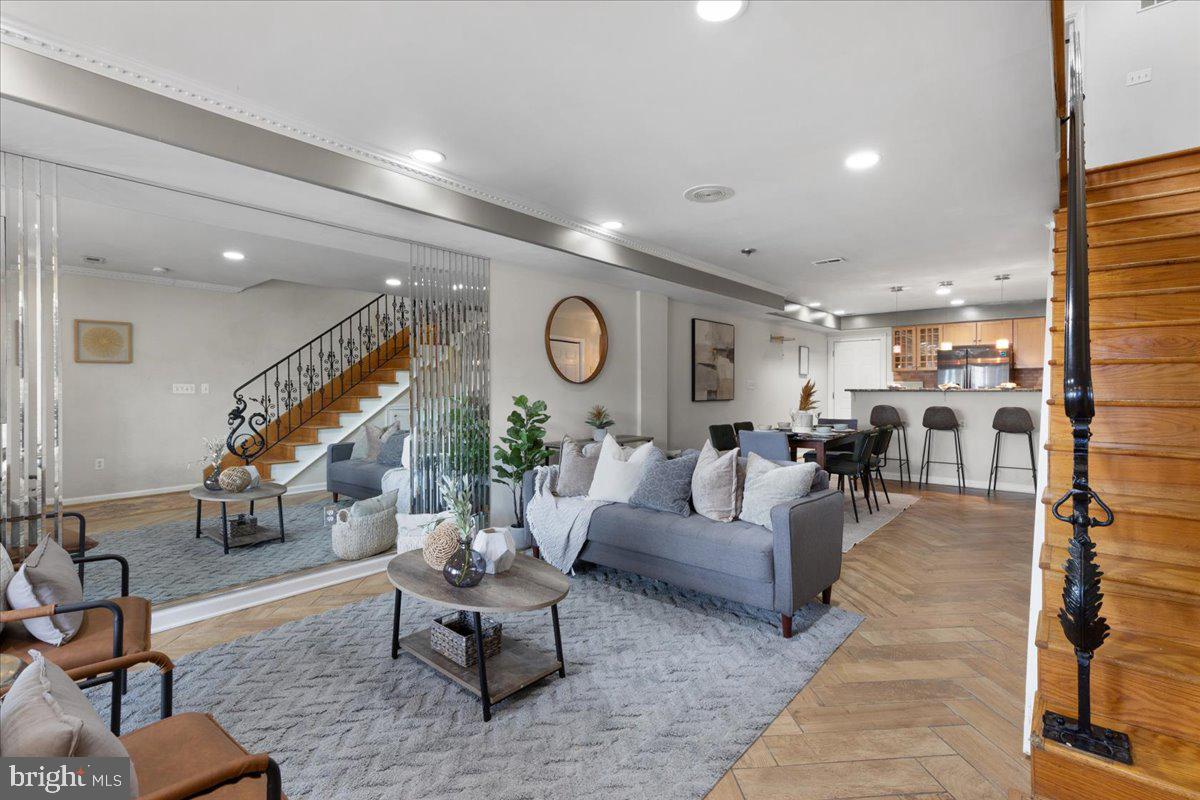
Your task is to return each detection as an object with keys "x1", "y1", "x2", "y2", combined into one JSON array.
[
  {"x1": 327, "y1": 442, "x2": 392, "y2": 501},
  {"x1": 522, "y1": 469, "x2": 843, "y2": 638}
]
